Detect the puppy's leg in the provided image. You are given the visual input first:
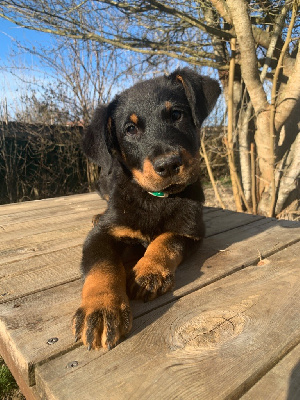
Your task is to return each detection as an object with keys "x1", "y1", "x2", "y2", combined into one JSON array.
[
  {"x1": 73, "y1": 227, "x2": 132, "y2": 350},
  {"x1": 128, "y1": 233, "x2": 198, "y2": 302}
]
